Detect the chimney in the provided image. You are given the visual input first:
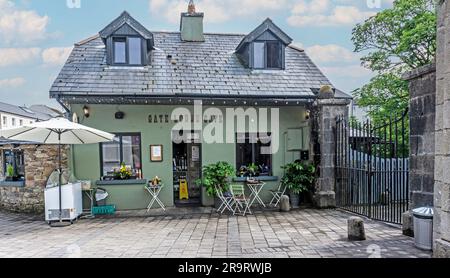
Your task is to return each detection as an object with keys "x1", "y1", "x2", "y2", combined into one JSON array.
[{"x1": 180, "y1": 0, "x2": 204, "y2": 42}]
